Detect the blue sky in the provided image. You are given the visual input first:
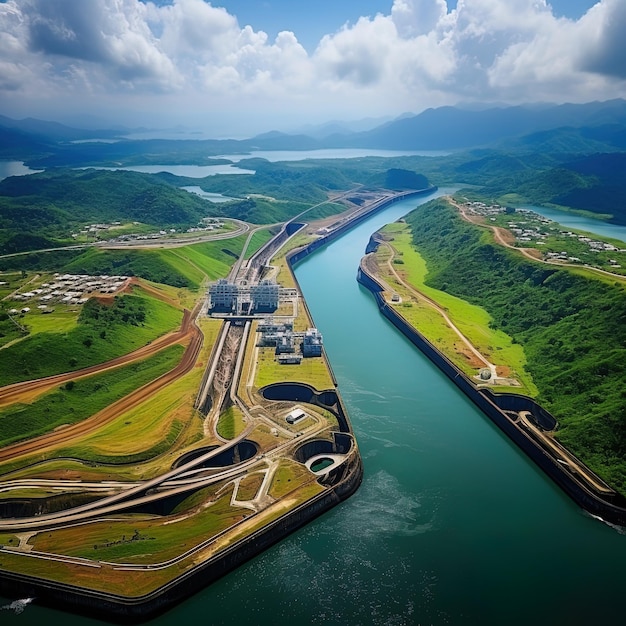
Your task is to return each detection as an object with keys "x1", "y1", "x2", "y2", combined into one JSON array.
[
  {"x1": 217, "y1": 1, "x2": 599, "y2": 52},
  {"x1": 0, "y1": 0, "x2": 623, "y2": 135}
]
